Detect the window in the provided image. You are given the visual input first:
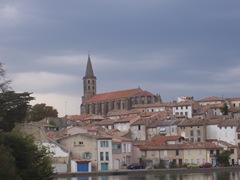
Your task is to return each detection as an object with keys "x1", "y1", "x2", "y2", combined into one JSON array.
[
  {"x1": 230, "y1": 149, "x2": 234, "y2": 154},
  {"x1": 176, "y1": 150, "x2": 179, "y2": 156},
  {"x1": 197, "y1": 159, "x2": 200, "y2": 164},
  {"x1": 197, "y1": 130, "x2": 201, "y2": 136},
  {"x1": 79, "y1": 142, "x2": 84, "y2": 145},
  {"x1": 128, "y1": 144, "x2": 131, "y2": 152},
  {"x1": 176, "y1": 107, "x2": 178, "y2": 110},
  {"x1": 185, "y1": 112, "x2": 188, "y2": 116},
  {"x1": 152, "y1": 151, "x2": 155, "y2": 156},
  {"x1": 112, "y1": 143, "x2": 121, "y2": 149},
  {"x1": 186, "y1": 106, "x2": 188, "y2": 109},
  {"x1": 199, "y1": 150, "x2": 202, "y2": 155},
  {"x1": 122, "y1": 144, "x2": 126, "y2": 152},
  {"x1": 105, "y1": 152, "x2": 109, "y2": 161},
  {"x1": 100, "y1": 152, "x2": 104, "y2": 161},
  {"x1": 164, "y1": 150, "x2": 167, "y2": 156},
  {"x1": 138, "y1": 125, "x2": 141, "y2": 130},
  {"x1": 100, "y1": 141, "x2": 109, "y2": 147},
  {"x1": 126, "y1": 156, "x2": 131, "y2": 165},
  {"x1": 83, "y1": 152, "x2": 92, "y2": 159},
  {"x1": 190, "y1": 130, "x2": 194, "y2": 136},
  {"x1": 210, "y1": 150, "x2": 213, "y2": 155},
  {"x1": 197, "y1": 138, "x2": 201, "y2": 142}
]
